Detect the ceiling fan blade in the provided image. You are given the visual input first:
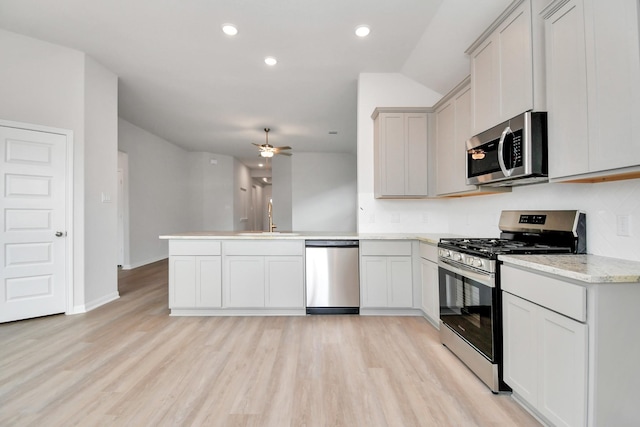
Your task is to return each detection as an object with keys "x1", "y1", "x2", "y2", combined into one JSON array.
[
  {"x1": 277, "y1": 151, "x2": 292, "y2": 156},
  {"x1": 252, "y1": 143, "x2": 264, "y2": 148},
  {"x1": 274, "y1": 146, "x2": 292, "y2": 150}
]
